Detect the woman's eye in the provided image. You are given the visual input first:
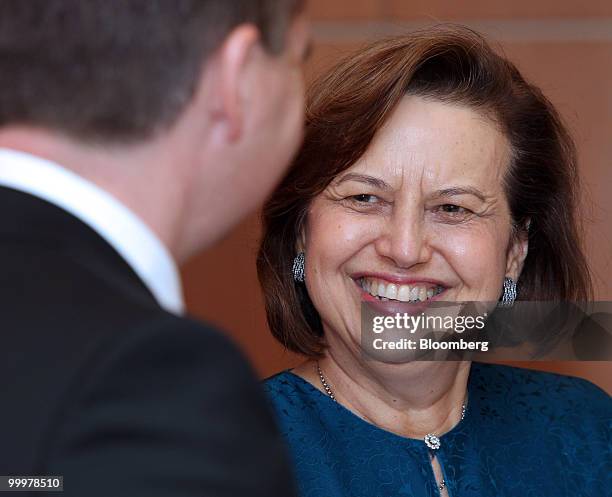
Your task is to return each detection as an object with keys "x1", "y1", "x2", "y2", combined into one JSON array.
[
  {"x1": 441, "y1": 204, "x2": 464, "y2": 213},
  {"x1": 435, "y1": 204, "x2": 473, "y2": 219},
  {"x1": 350, "y1": 194, "x2": 379, "y2": 203},
  {"x1": 340, "y1": 193, "x2": 385, "y2": 212}
]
